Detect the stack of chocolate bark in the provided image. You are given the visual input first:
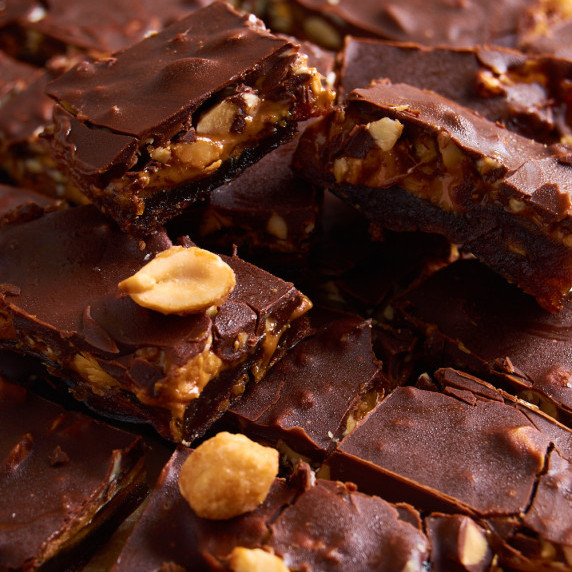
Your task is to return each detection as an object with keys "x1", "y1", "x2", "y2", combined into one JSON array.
[{"x1": 1, "y1": 0, "x2": 572, "y2": 570}]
